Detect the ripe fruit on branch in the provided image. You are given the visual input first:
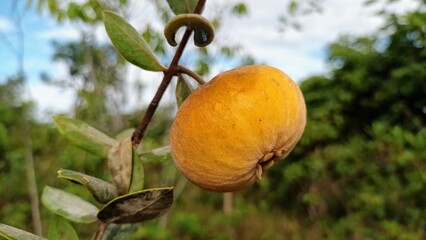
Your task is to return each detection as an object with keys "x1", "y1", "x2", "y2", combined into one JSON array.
[{"x1": 170, "y1": 65, "x2": 306, "y2": 192}]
